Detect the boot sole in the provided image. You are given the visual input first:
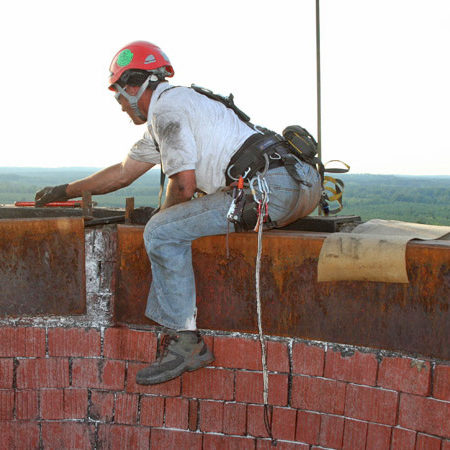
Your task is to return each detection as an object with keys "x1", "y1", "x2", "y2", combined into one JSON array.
[{"x1": 136, "y1": 351, "x2": 215, "y2": 386}]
